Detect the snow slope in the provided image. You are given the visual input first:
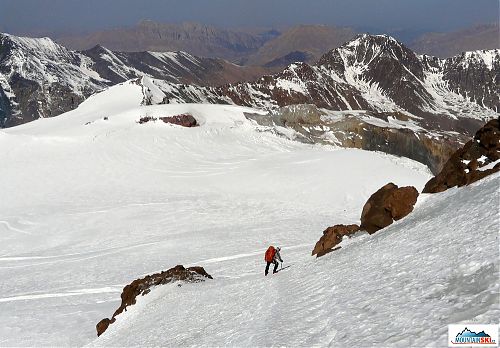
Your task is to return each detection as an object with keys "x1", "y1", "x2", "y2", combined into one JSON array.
[
  {"x1": 1, "y1": 80, "x2": 490, "y2": 347},
  {"x1": 90, "y1": 173, "x2": 499, "y2": 347}
]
